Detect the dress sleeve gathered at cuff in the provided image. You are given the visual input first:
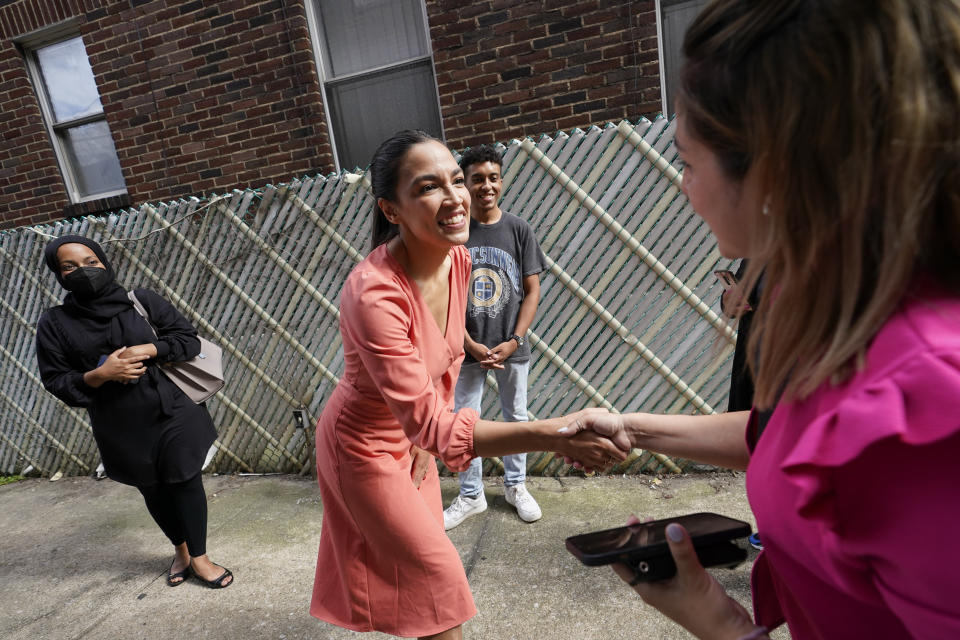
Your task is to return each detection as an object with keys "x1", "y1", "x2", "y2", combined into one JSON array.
[
  {"x1": 420, "y1": 406, "x2": 478, "y2": 472},
  {"x1": 357, "y1": 343, "x2": 479, "y2": 470},
  {"x1": 341, "y1": 266, "x2": 480, "y2": 472}
]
